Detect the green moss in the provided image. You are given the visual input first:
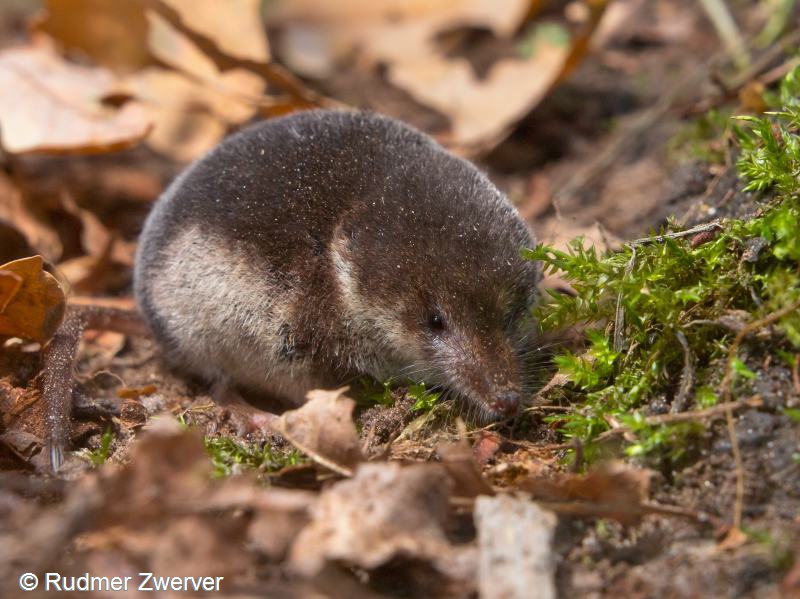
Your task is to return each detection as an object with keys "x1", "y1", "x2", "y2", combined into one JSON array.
[
  {"x1": 204, "y1": 436, "x2": 306, "y2": 478},
  {"x1": 78, "y1": 427, "x2": 114, "y2": 467},
  {"x1": 524, "y1": 65, "x2": 800, "y2": 462}
]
